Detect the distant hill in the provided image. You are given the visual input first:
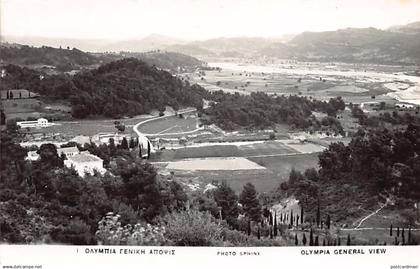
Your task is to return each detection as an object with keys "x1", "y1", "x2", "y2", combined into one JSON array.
[
  {"x1": 100, "y1": 34, "x2": 187, "y2": 53},
  {"x1": 388, "y1": 21, "x2": 420, "y2": 34},
  {"x1": 261, "y1": 25, "x2": 420, "y2": 65},
  {"x1": 0, "y1": 44, "x2": 102, "y2": 71},
  {"x1": 115, "y1": 51, "x2": 206, "y2": 72},
  {"x1": 0, "y1": 44, "x2": 207, "y2": 73},
  {"x1": 1, "y1": 58, "x2": 206, "y2": 119}
]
